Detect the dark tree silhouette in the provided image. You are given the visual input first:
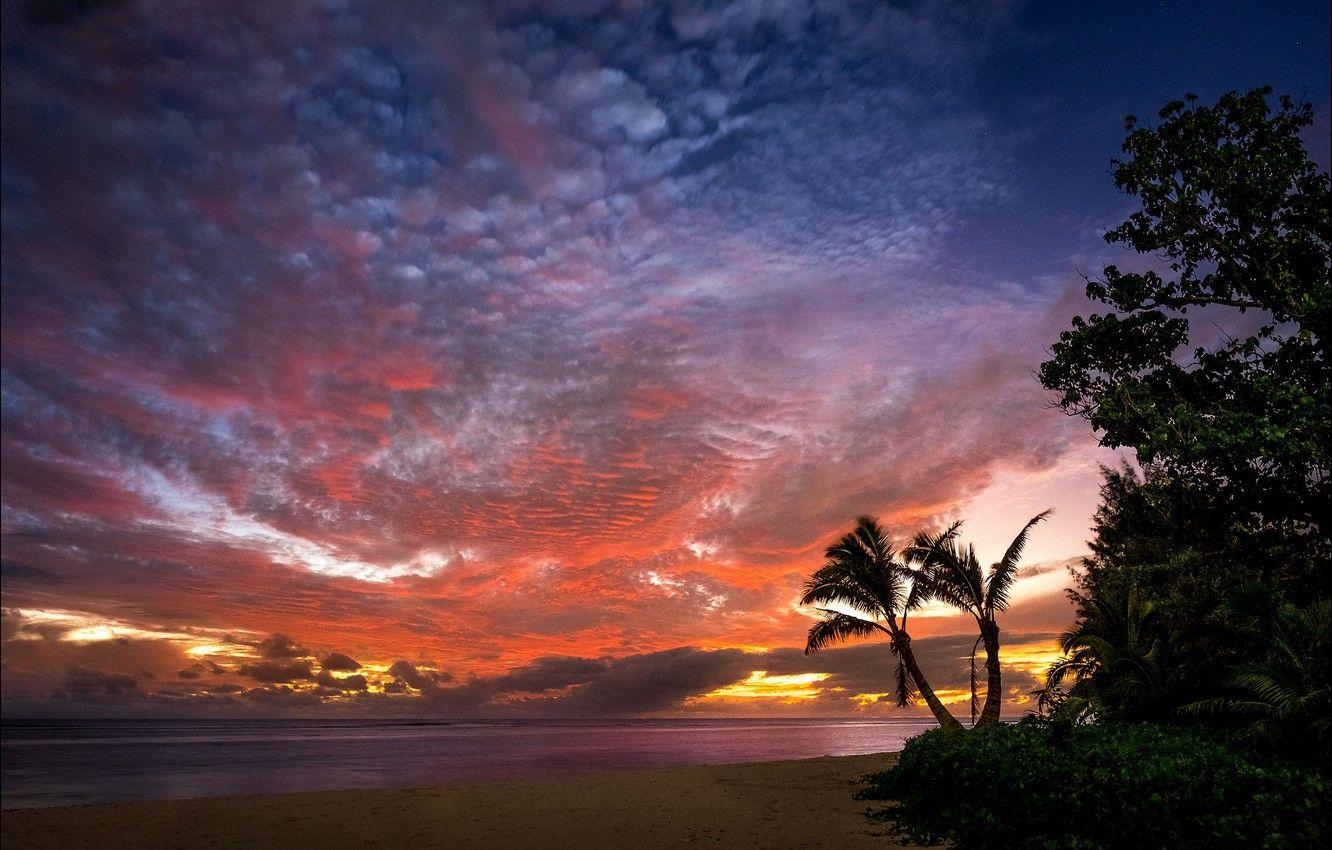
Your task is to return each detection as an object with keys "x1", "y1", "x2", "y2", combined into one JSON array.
[
  {"x1": 802, "y1": 516, "x2": 964, "y2": 732},
  {"x1": 909, "y1": 511, "x2": 1050, "y2": 726},
  {"x1": 1039, "y1": 87, "x2": 1330, "y2": 594}
]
